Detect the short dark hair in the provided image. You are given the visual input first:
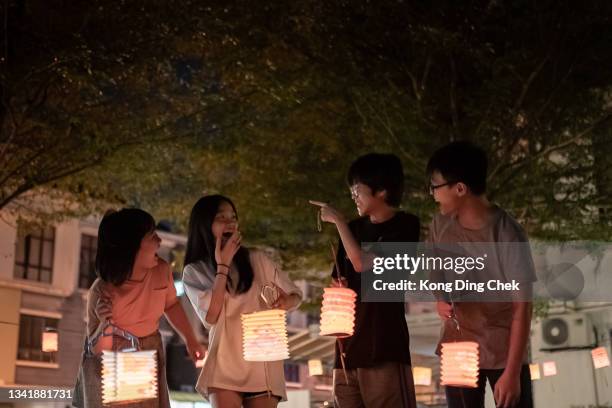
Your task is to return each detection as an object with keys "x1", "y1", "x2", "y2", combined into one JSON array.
[
  {"x1": 96, "y1": 208, "x2": 156, "y2": 286},
  {"x1": 347, "y1": 153, "x2": 404, "y2": 207},
  {"x1": 184, "y1": 195, "x2": 254, "y2": 294},
  {"x1": 426, "y1": 141, "x2": 488, "y2": 195}
]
